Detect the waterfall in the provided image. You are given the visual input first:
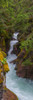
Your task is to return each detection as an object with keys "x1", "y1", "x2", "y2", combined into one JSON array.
[{"x1": 6, "y1": 32, "x2": 33, "y2": 100}]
